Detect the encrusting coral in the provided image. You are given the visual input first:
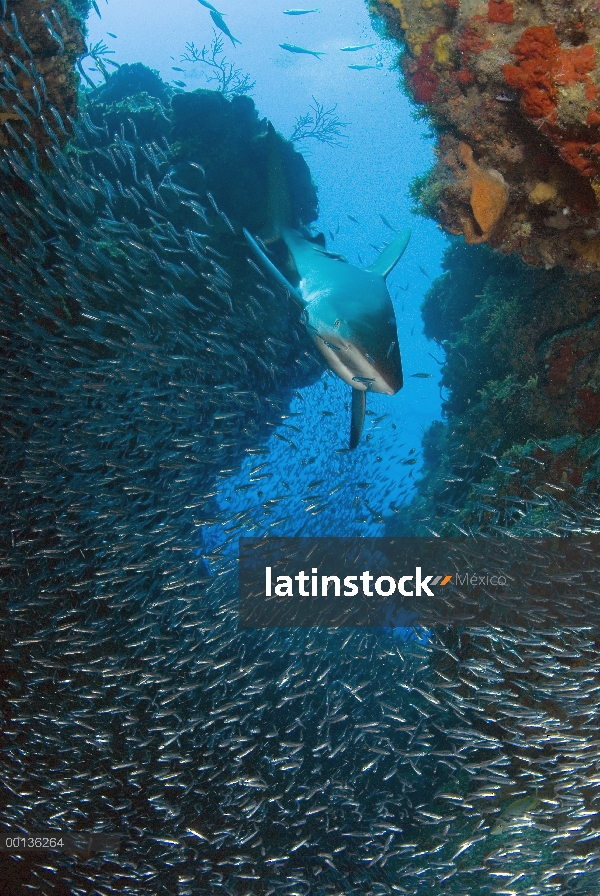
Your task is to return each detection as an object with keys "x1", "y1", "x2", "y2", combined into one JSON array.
[{"x1": 370, "y1": 0, "x2": 600, "y2": 272}]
